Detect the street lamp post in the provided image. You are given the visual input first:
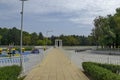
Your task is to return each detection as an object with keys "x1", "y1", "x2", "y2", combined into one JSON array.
[
  {"x1": 45, "y1": 31, "x2": 53, "y2": 50},
  {"x1": 20, "y1": 0, "x2": 28, "y2": 68}
]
